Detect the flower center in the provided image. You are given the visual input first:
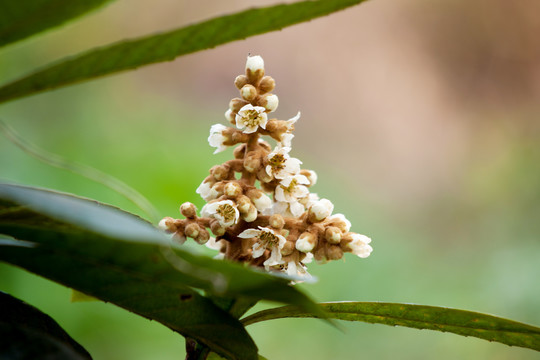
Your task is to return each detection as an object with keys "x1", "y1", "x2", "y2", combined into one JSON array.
[
  {"x1": 281, "y1": 179, "x2": 298, "y2": 193},
  {"x1": 217, "y1": 204, "x2": 236, "y2": 222},
  {"x1": 268, "y1": 153, "x2": 286, "y2": 170},
  {"x1": 242, "y1": 110, "x2": 264, "y2": 127},
  {"x1": 258, "y1": 231, "x2": 278, "y2": 248}
]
